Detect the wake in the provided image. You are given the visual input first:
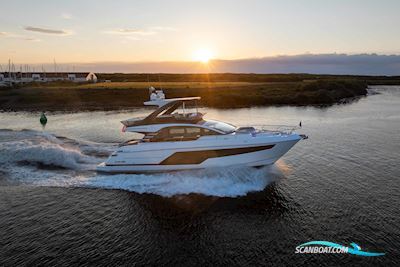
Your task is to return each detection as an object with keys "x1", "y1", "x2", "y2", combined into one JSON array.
[
  {"x1": 84, "y1": 166, "x2": 284, "y2": 197},
  {"x1": 0, "y1": 129, "x2": 288, "y2": 197}
]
